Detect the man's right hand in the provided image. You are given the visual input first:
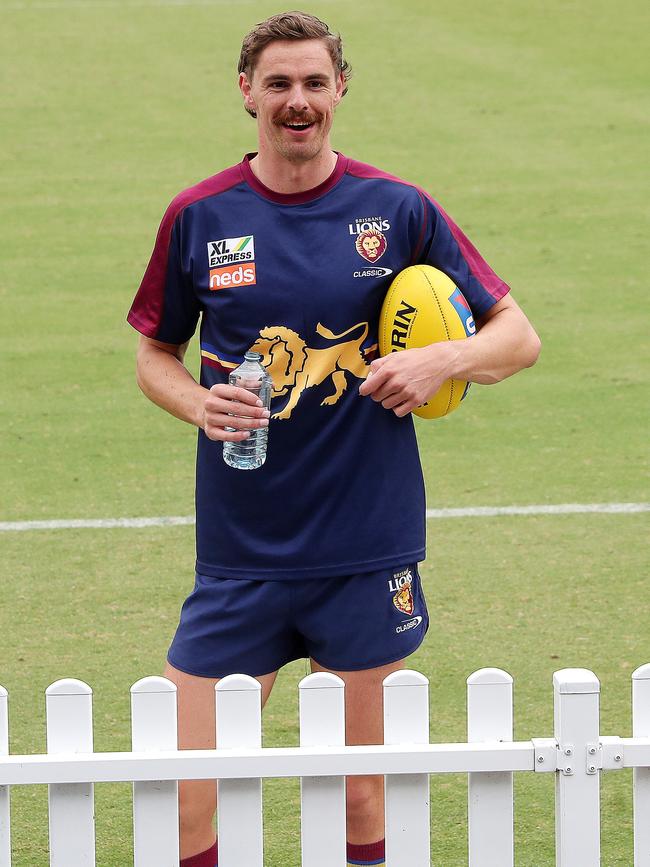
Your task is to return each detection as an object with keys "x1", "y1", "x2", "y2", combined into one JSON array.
[
  {"x1": 135, "y1": 336, "x2": 271, "y2": 439},
  {"x1": 203, "y1": 383, "x2": 270, "y2": 442}
]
